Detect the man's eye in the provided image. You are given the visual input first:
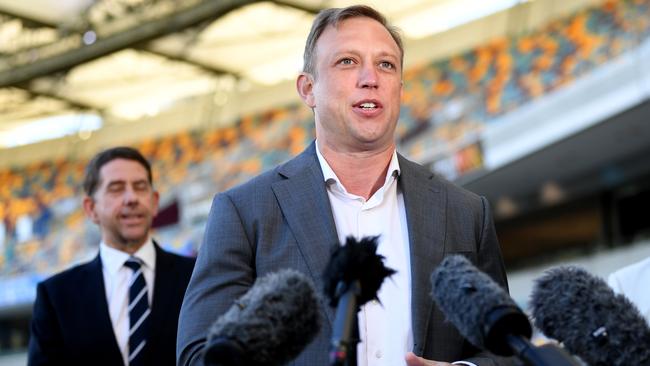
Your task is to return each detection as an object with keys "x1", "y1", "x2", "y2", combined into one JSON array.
[
  {"x1": 134, "y1": 183, "x2": 147, "y2": 191},
  {"x1": 107, "y1": 185, "x2": 124, "y2": 193},
  {"x1": 380, "y1": 61, "x2": 395, "y2": 69},
  {"x1": 338, "y1": 58, "x2": 354, "y2": 65}
]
